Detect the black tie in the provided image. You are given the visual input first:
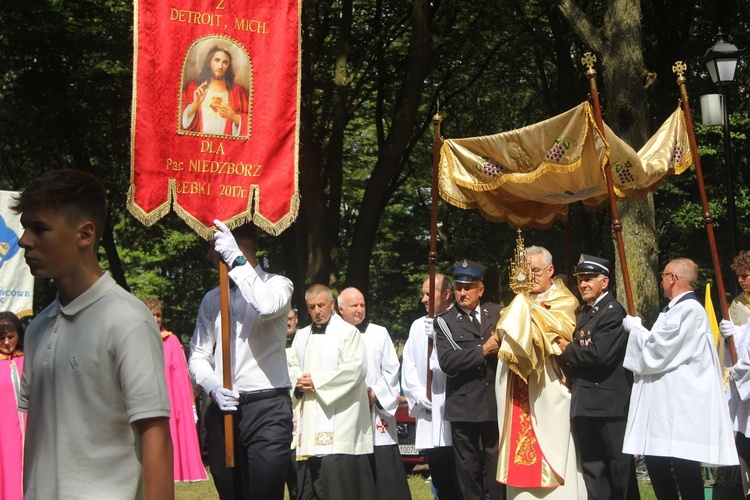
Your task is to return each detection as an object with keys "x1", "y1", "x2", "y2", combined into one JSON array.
[{"x1": 470, "y1": 310, "x2": 480, "y2": 333}]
